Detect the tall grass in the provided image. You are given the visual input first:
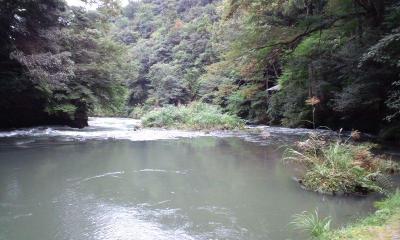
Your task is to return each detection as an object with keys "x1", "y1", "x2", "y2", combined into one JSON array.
[
  {"x1": 141, "y1": 102, "x2": 244, "y2": 130},
  {"x1": 291, "y1": 210, "x2": 331, "y2": 238},
  {"x1": 284, "y1": 134, "x2": 399, "y2": 194}
]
